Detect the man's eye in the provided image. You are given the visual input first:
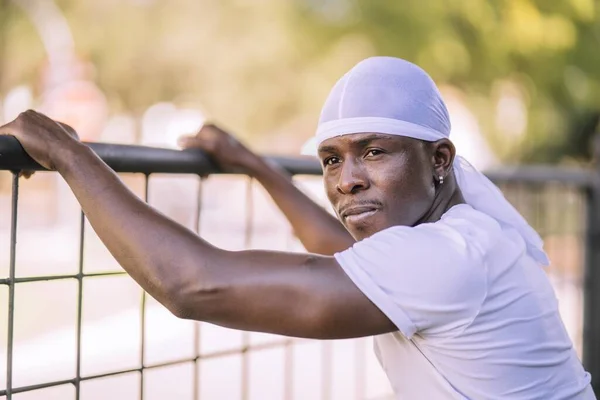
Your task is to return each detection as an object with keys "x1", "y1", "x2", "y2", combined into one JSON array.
[
  {"x1": 324, "y1": 157, "x2": 340, "y2": 166},
  {"x1": 366, "y1": 149, "x2": 383, "y2": 157}
]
